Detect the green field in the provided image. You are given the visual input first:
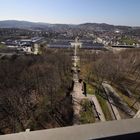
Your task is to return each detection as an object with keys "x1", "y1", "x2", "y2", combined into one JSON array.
[{"x1": 120, "y1": 37, "x2": 138, "y2": 45}]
